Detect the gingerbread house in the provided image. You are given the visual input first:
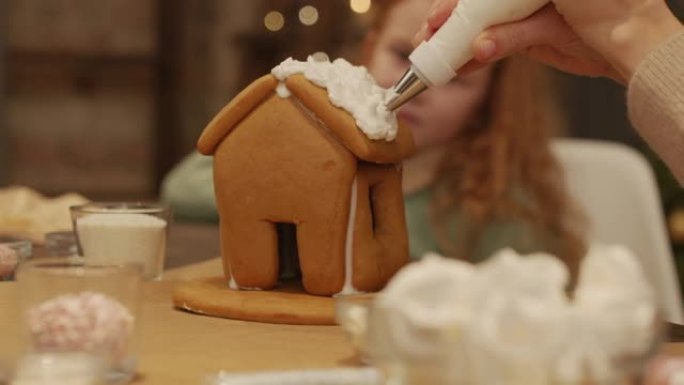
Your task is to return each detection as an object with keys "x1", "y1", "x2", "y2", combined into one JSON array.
[{"x1": 197, "y1": 72, "x2": 415, "y2": 296}]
